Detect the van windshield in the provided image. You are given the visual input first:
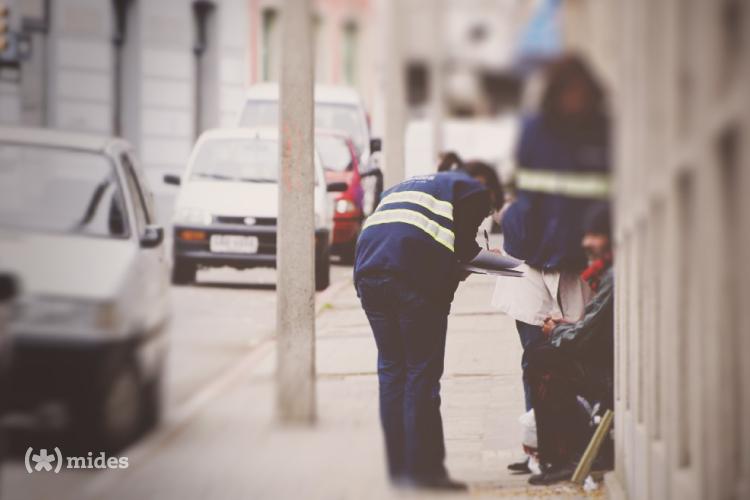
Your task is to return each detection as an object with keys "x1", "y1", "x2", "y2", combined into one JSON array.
[{"x1": 240, "y1": 101, "x2": 367, "y2": 156}]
